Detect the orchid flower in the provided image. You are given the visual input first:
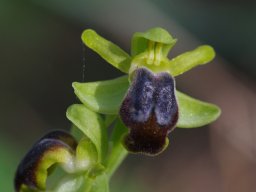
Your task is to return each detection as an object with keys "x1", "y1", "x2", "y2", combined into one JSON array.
[{"x1": 14, "y1": 27, "x2": 221, "y2": 192}]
